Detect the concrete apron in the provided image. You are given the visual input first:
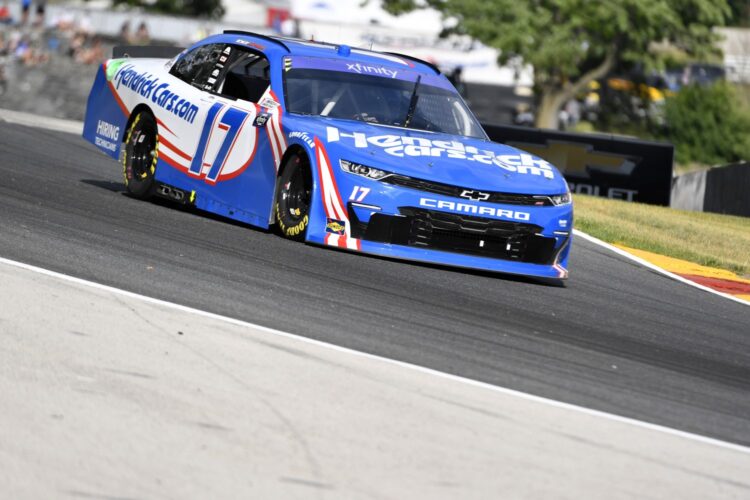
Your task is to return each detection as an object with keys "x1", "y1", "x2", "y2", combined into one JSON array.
[{"x1": 1, "y1": 260, "x2": 749, "y2": 499}]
